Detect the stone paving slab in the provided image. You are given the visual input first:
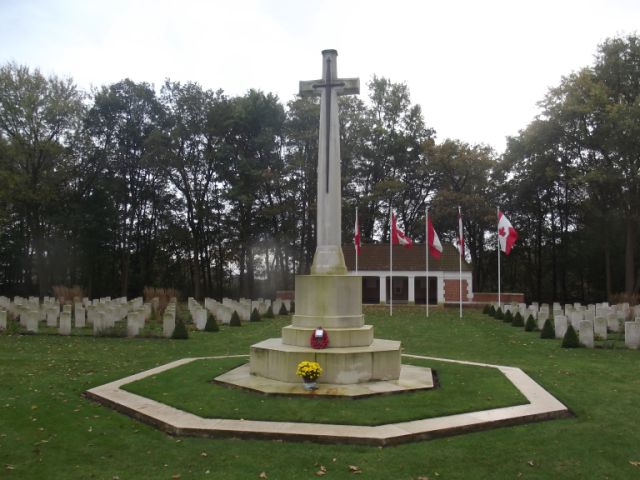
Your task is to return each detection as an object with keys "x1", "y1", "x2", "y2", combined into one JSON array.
[
  {"x1": 84, "y1": 354, "x2": 572, "y2": 446},
  {"x1": 215, "y1": 362, "x2": 434, "y2": 397}
]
